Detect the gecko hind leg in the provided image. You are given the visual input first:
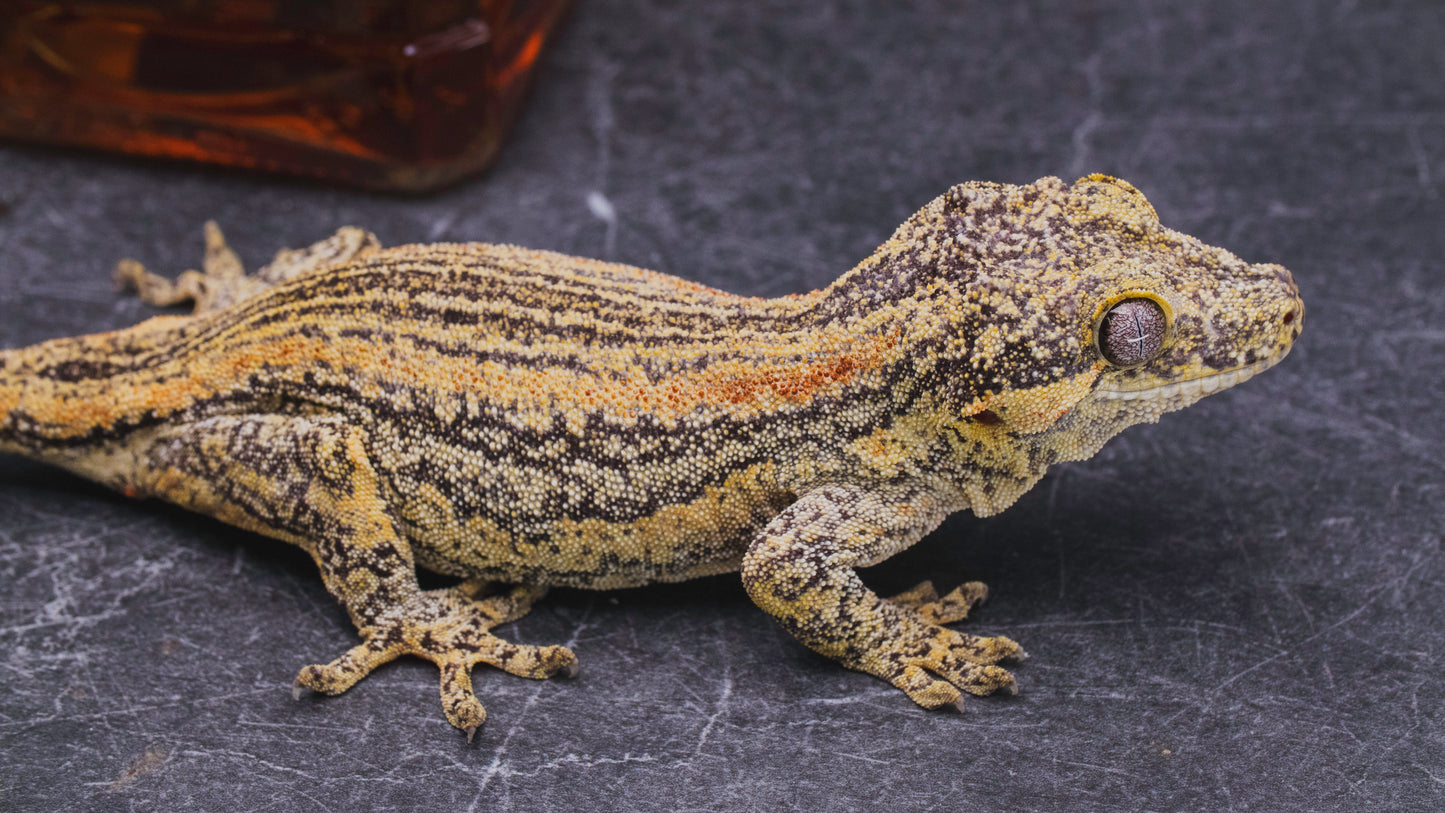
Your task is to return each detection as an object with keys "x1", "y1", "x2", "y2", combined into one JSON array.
[
  {"x1": 138, "y1": 413, "x2": 574, "y2": 737},
  {"x1": 115, "y1": 221, "x2": 380, "y2": 314}
]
